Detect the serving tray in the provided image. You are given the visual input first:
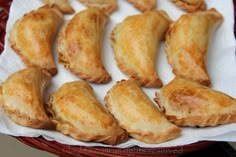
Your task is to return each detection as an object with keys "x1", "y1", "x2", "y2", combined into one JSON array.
[{"x1": 0, "y1": 1, "x2": 235, "y2": 156}]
